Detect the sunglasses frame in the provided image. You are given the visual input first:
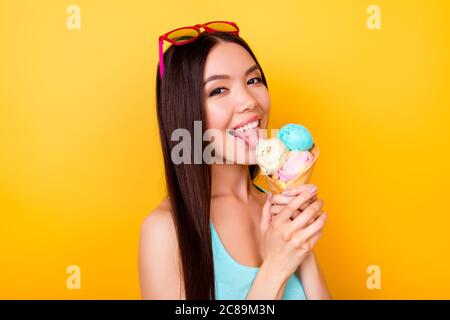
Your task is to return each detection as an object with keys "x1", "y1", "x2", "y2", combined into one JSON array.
[{"x1": 158, "y1": 21, "x2": 240, "y2": 80}]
